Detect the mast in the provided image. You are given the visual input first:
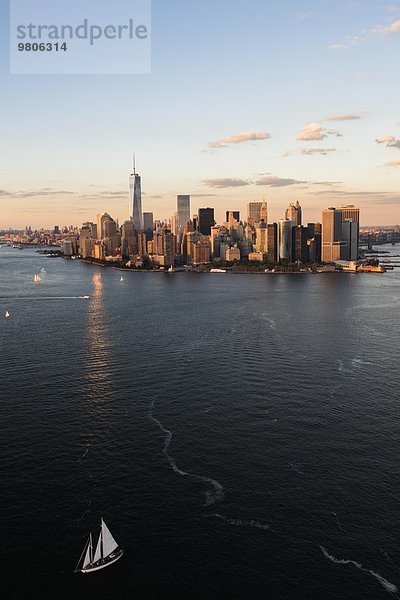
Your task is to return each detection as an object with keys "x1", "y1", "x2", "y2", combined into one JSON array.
[
  {"x1": 75, "y1": 534, "x2": 92, "y2": 572},
  {"x1": 93, "y1": 527, "x2": 102, "y2": 563}
]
